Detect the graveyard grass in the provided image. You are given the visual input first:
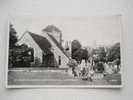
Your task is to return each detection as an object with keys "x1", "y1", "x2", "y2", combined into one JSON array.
[{"x1": 8, "y1": 68, "x2": 121, "y2": 86}]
